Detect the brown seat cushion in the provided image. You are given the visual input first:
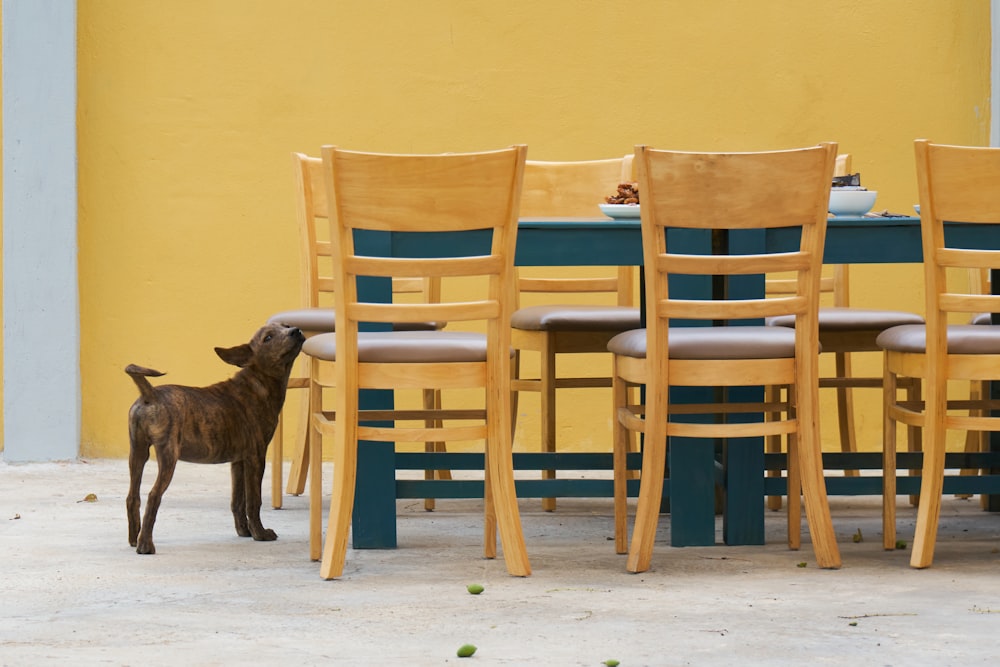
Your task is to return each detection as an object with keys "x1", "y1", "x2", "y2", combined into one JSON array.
[
  {"x1": 511, "y1": 305, "x2": 641, "y2": 332},
  {"x1": 767, "y1": 307, "x2": 924, "y2": 331},
  {"x1": 302, "y1": 330, "x2": 514, "y2": 364},
  {"x1": 876, "y1": 323, "x2": 1000, "y2": 354},
  {"x1": 608, "y1": 326, "x2": 800, "y2": 360},
  {"x1": 268, "y1": 308, "x2": 442, "y2": 335}
]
